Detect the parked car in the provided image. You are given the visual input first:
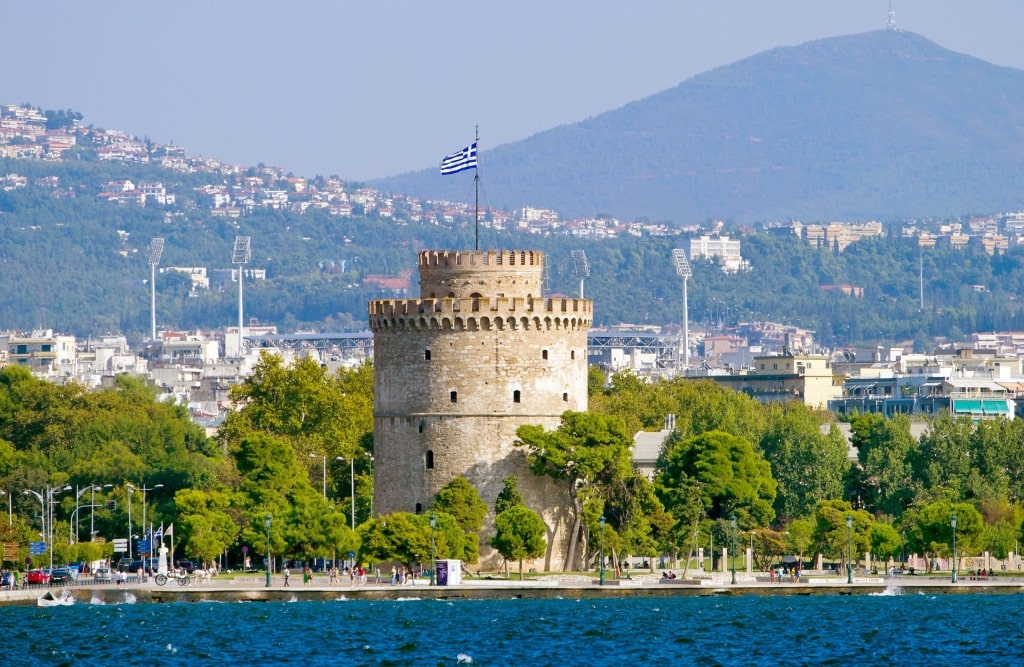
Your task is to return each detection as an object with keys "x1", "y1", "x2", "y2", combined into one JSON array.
[
  {"x1": 26, "y1": 569, "x2": 51, "y2": 585},
  {"x1": 116, "y1": 557, "x2": 134, "y2": 572},
  {"x1": 1, "y1": 571, "x2": 13, "y2": 589},
  {"x1": 50, "y1": 568, "x2": 73, "y2": 584},
  {"x1": 93, "y1": 567, "x2": 113, "y2": 583}
]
